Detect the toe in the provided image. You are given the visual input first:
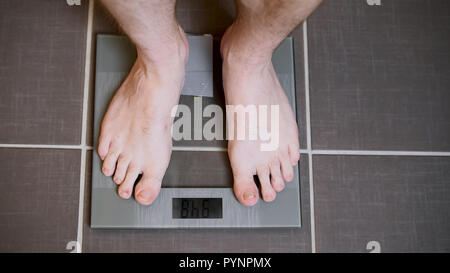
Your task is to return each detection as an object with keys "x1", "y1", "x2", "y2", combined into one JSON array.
[
  {"x1": 257, "y1": 166, "x2": 276, "y2": 202},
  {"x1": 288, "y1": 144, "x2": 300, "y2": 166},
  {"x1": 113, "y1": 154, "x2": 130, "y2": 185},
  {"x1": 233, "y1": 173, "x2": 259, "y2": 206},
  {"x1": 280, "y1": 150, "x2": 294, "y2": 182},
  {"x1": 118, "y1": 164, "x2": 140, "y2": 199},
  {"x1": 134, "y1": 173, "x2": 162, "y2": 206},
  {"x1": 269, "y1": 159, "x2": 285, "y2": 192},
  {"x1": 97, "y1": 134, "x2": 111, "y2": 160},
  {"x1": 102, "y1": 148, "x2": 121, "y2": 177}
]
